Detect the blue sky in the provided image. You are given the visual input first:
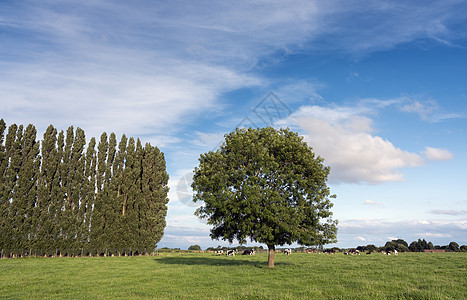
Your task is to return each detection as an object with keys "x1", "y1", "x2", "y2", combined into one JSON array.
[{"x1": 1, "y1": 0, "x2": 466, "y2": 249}]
